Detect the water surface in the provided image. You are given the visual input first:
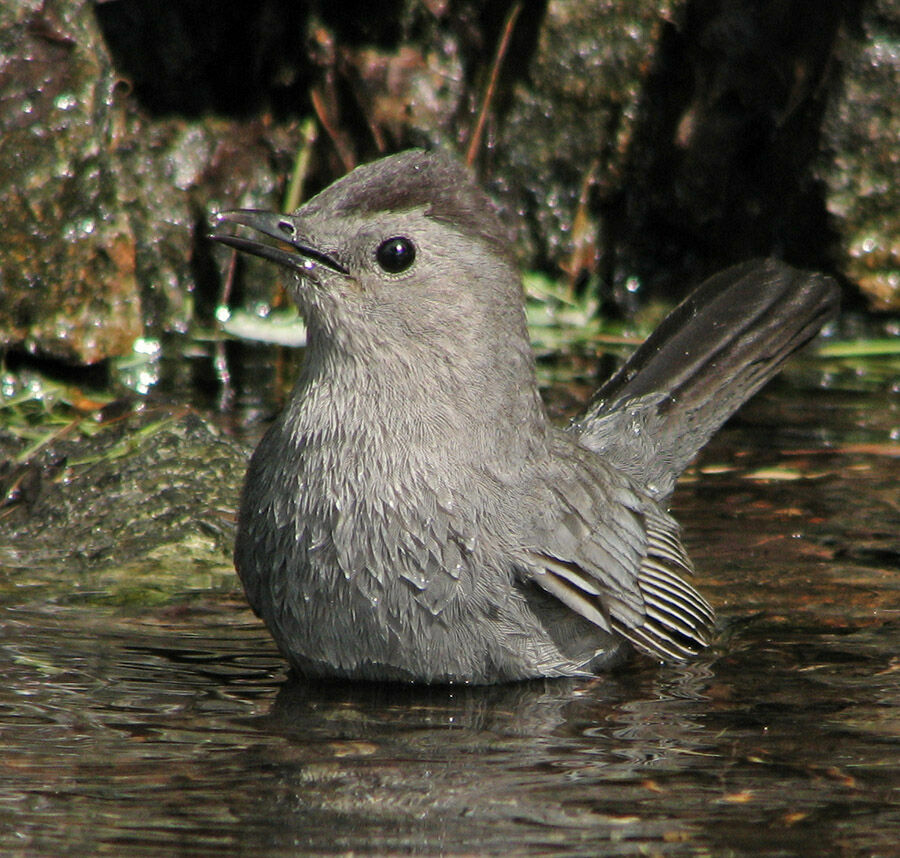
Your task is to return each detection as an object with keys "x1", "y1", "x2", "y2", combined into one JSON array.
[{"x1": 1, "y1": 358, "x2": 897, "y2": 857}]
